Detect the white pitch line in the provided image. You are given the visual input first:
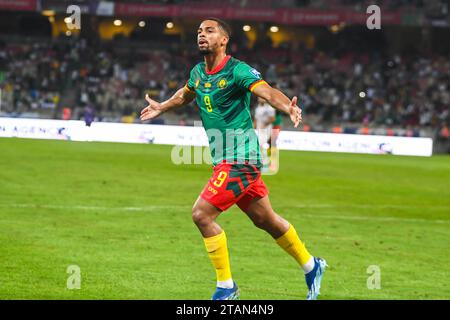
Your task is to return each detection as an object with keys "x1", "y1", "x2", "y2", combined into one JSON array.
[
  {"x1": 3, "y1": 203, "x2": 448, "y2": 210},
  {"x1": 0, "y1": 203, "x2": 185, "y2": 211},
  {"x1": 0, "y1": 203, "x2": 449, "y2": 225},
  {"x1": 292, "y1": 204, "x2": 450, "y2": 211},
  {"x1": 299, "y1": 213, "x2": 450, "y2": 224}
]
